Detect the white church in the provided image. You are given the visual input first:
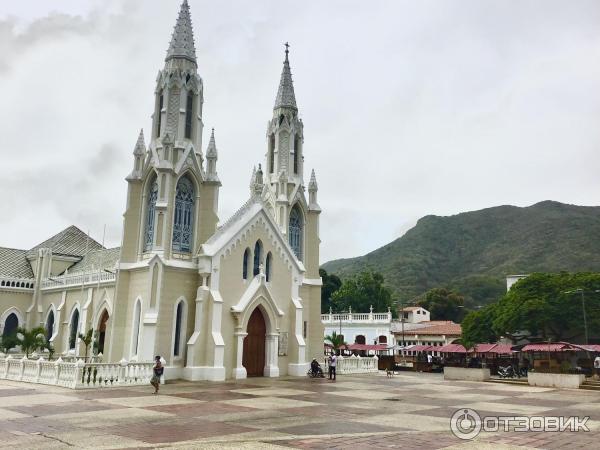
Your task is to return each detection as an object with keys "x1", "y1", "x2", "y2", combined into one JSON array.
[{"x1": 0, "y1": 0, "x2": 323, "y2": 381}]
